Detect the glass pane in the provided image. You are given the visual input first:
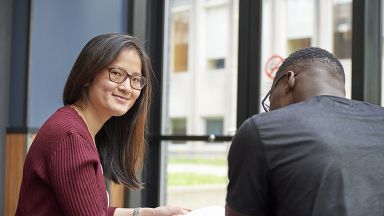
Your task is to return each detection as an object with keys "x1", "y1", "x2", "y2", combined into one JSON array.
[
  {"x1": 333, "y1": 2, "x2": 352, "y2": 59},
  {"x1": 161, "y1": 141, "x2": 229, "y2": 209},
  {"x1": 161, "y1": 0, "x2": 239, "y2": 209},
  {"x1": 162, "y1": 0, "x2": 238, "y2": 137},
  {"x1": 260, "y1": 0, "x2": 353, "y2": 111},
  {"x1": 333, "y1": 0, "x2": 353, "y2": 99}
]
